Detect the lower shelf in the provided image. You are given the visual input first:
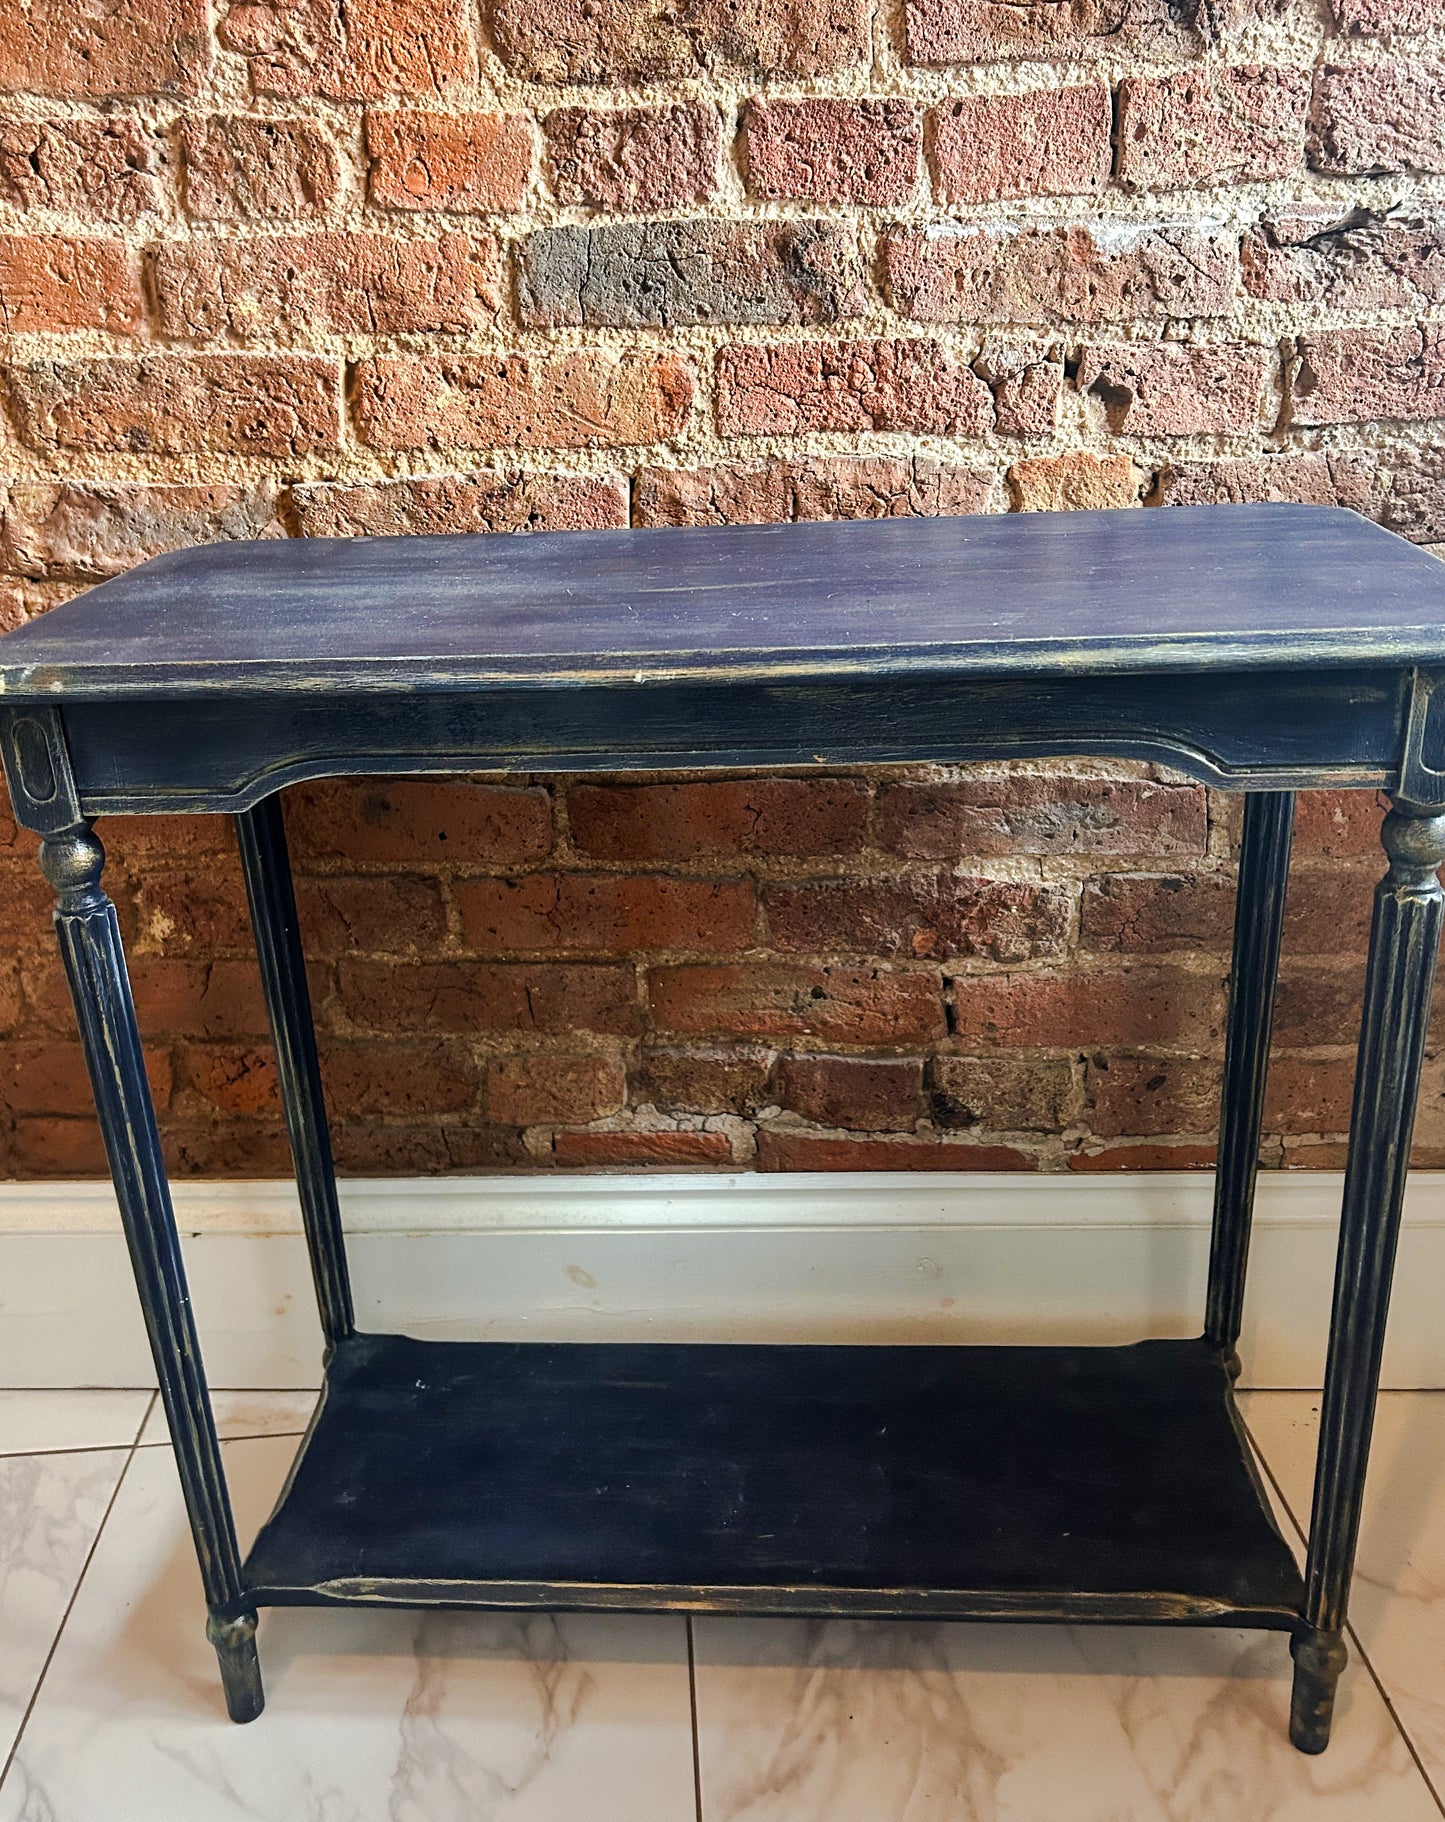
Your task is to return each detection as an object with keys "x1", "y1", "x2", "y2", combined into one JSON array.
[{"x1": 241, "y1": 1333, "x2": 1304, "y2": 1628}]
